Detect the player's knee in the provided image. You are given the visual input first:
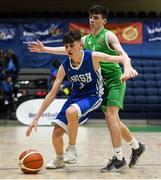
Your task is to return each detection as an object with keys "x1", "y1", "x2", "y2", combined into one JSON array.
[
  {"x1": 105, "y1": 110, "x2": 113, "y2": 119},
  {"x1": 105, "y1": 112, "x2": 112, "y2": 124},
  {"x1": 65, "y1": 106, "x2": 78, "y2": 119},
  {"x1": 53, "y1": 125, "x2": 64, "y2": 138},
  {"x1": 105, "y1": 111, "x2": 117, "y2": 124}
]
